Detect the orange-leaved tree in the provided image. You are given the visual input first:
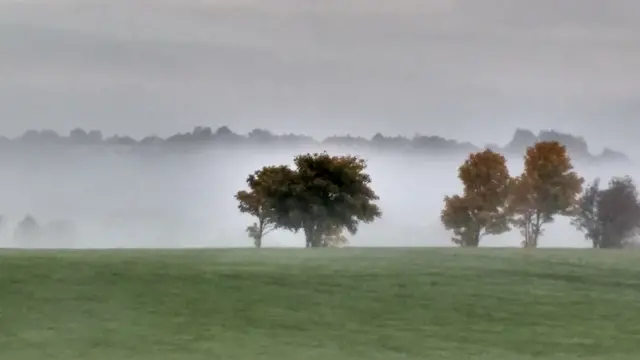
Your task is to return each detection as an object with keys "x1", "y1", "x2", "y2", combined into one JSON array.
[
  {"x1": 508, "y1": 141, "x2": 583, "y2": 248},
  {"x1": 441, "y1": 149, "x2": 512, "y2": 247}
]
